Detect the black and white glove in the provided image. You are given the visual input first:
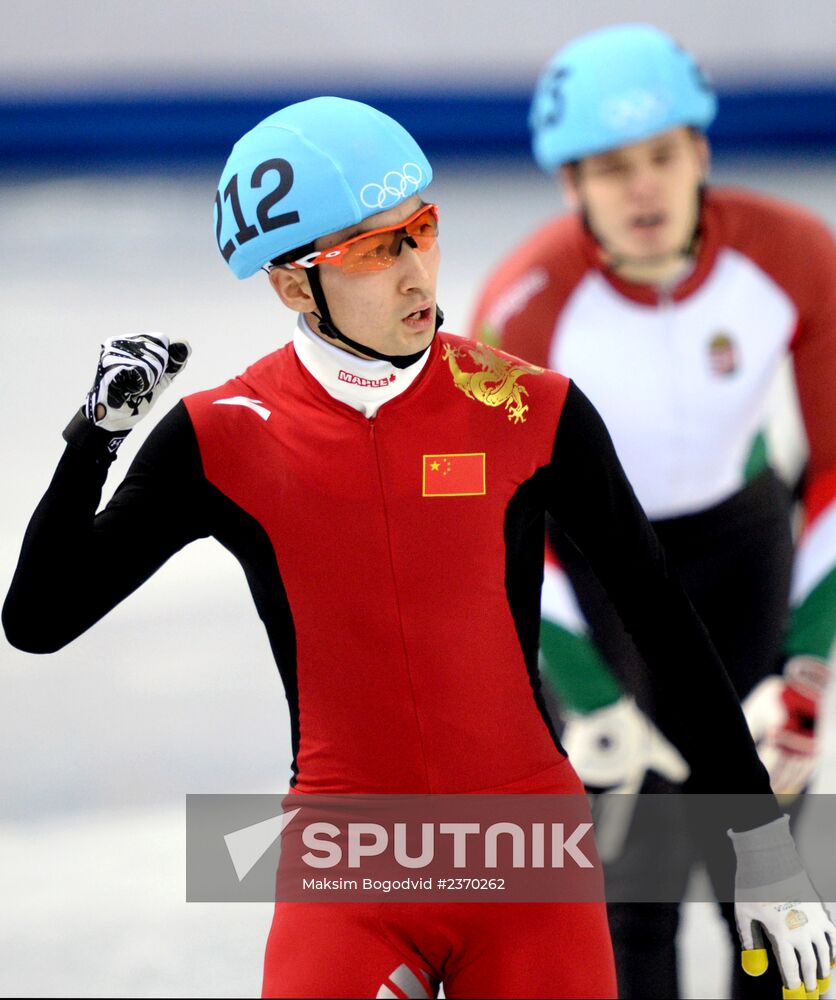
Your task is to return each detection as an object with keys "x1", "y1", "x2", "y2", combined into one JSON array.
[
  {"x1": 730, "y1": 815, "x2": 836, "y2": 998},
  {"x1": 84, "y1": 333, "x2": 191, "y2": 433}
]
